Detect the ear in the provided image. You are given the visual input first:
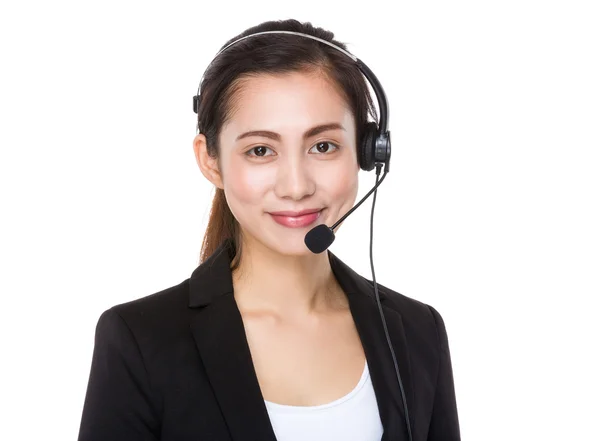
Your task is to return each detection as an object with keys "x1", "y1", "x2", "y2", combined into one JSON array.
[{"x1": 193, "y1": 133, "x2": 224, "y2": 189}]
